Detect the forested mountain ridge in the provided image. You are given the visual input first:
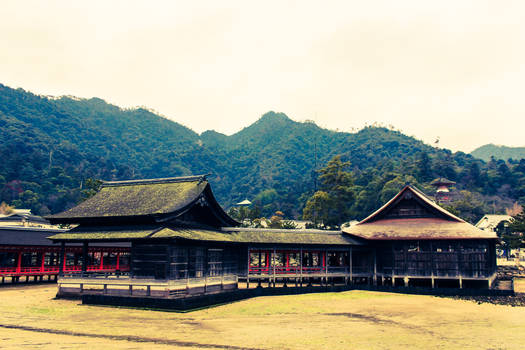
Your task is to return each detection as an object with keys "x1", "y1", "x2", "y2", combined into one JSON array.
[
  {"x1": 1, "y1": 83, "x2": 525, "y2": 223},
  {"x1": 471, "y1": 144, "x2": 525, "y2": 162}
]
